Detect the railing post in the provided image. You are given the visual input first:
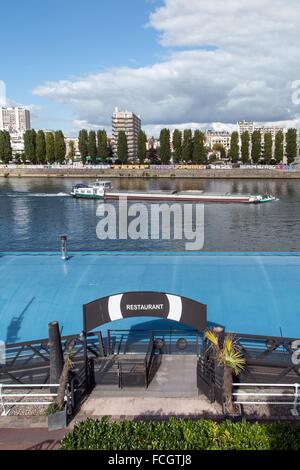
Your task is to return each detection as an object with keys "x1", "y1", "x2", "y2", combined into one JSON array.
[
  {"x1": 0, "y1": 384, "x2": 6, "y2": 416},
  {"x1": 291, "y1": 383, "x2": 299, "y2": 417},
  {"x1": 107, "y1": 330, "x2": 111, "y2": 356}
]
